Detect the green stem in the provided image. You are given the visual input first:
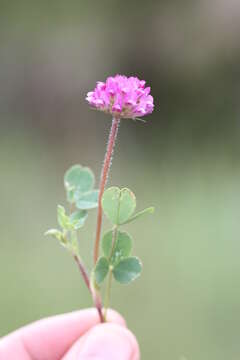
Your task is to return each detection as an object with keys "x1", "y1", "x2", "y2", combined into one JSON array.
[
  {"x1": 103, "y1": 225, "x2": 118, "y2": 319},
  {"x1": 104, "y1": 267, "x2": 113, "y2": 320}
]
